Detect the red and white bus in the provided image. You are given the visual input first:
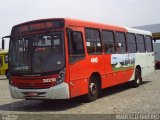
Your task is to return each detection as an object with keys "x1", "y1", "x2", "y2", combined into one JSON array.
[{"x1": 2, "y1": 18, "x2": 155, "y2": 101}]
